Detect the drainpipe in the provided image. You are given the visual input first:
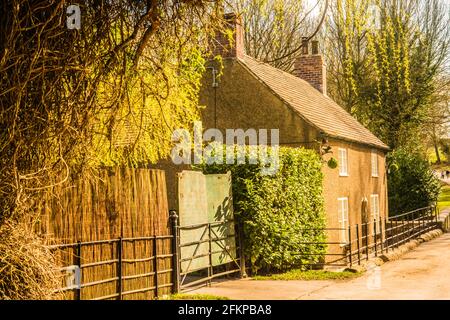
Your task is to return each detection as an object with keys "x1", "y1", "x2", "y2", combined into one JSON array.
[{"x1": 205, "y1": 66, "x2": 218, "y2": 128}]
